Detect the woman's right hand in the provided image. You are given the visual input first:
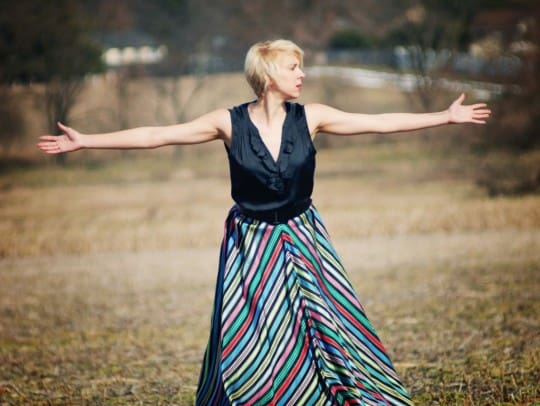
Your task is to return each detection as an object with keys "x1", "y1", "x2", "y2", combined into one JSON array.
[{"x1": 37, "y1": 122, "x2": 83, "y2": 154}]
